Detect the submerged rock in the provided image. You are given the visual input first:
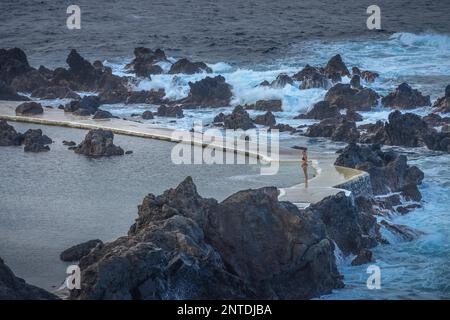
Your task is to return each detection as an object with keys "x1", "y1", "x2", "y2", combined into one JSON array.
[
  {"x1": 0, "y1": 257, "x2": 58, "y2": 300},
  {"x1": 381, "y1": 83, "x2": 431, "y2": 109},
  {"x1": 15, "y1": 102, "x2": 43, "y2": 115},
  {"x1": 60, "y1": 239, "x2": 103, "y2": 262},
  {"x1": 168, "y1": 58, "x2": 212, "y2": 74},
  {"x1": 351, "y1": 249, "x2": 374, "y2": 266},
  {"x1": 73, "y1": 129, "x2": 124, "y2": 157},
  {"x1": 70, "y1": 177, "x2": 343, "y2": 300},
  {"x1": 270, "y1": 73, "x2": 294, "y2": 88}
]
